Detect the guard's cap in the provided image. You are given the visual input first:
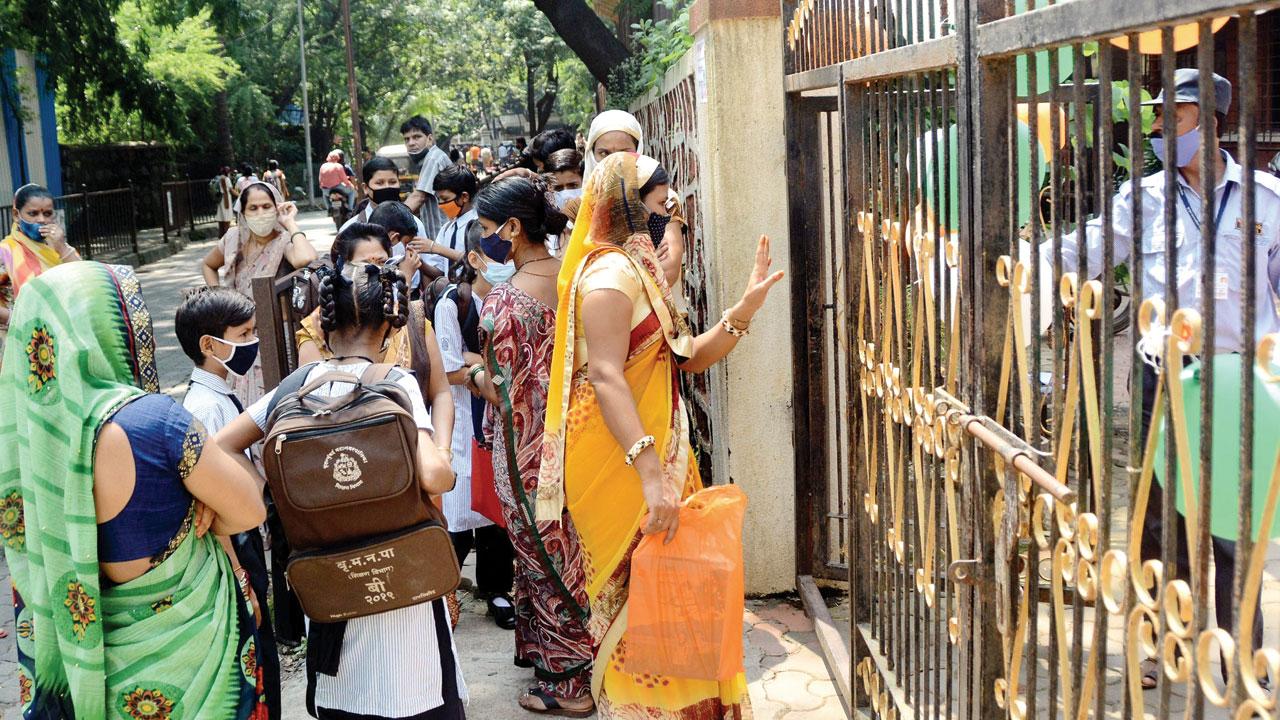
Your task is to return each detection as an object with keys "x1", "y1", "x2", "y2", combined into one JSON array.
[{"x1": 1142, "y1": 68, "x2": 1231, "y2": 113}]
